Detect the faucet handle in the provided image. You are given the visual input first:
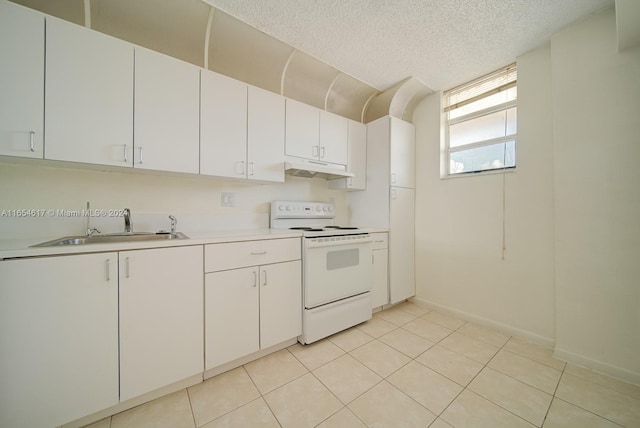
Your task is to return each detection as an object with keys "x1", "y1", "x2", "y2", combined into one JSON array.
[{"x1": 169, "y1": 215, "x2": 177, "y2": 234}]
